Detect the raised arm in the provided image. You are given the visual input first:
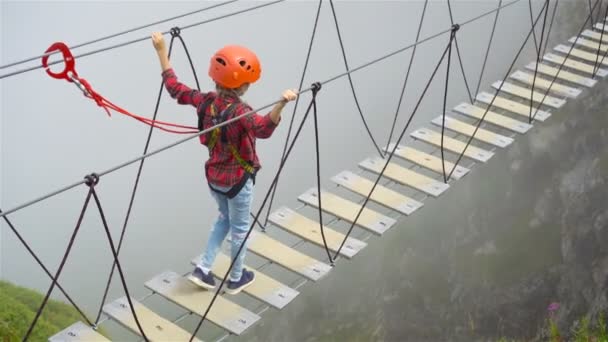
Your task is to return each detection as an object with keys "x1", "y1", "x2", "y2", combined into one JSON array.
[
  {"x1": 239, "y1": 89, "x2": 298, "y2": 138},
  {"x1": 152, "y1": 32, "x2": 172, "y2": 72},
  {"x1": 151, "y1": 32, "x2": 208, "y2": 107}
]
